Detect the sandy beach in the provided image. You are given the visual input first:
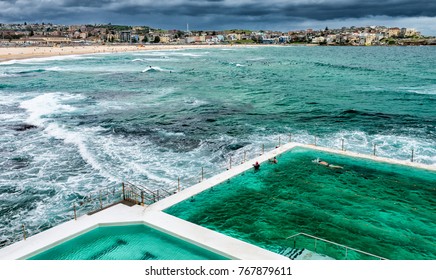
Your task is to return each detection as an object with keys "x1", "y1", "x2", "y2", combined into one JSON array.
[{"x1": 0, "y1": 44, "x2": 254, "y2": 62}]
